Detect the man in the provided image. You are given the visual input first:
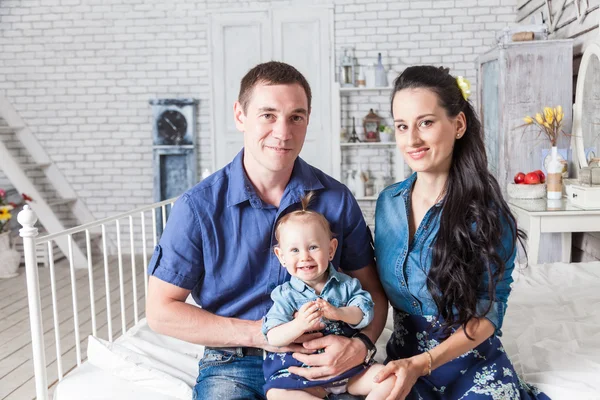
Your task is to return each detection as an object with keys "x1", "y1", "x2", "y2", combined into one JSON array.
[{"x1": 146, "y1": 61, "x2": 387, "y2": 399}]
